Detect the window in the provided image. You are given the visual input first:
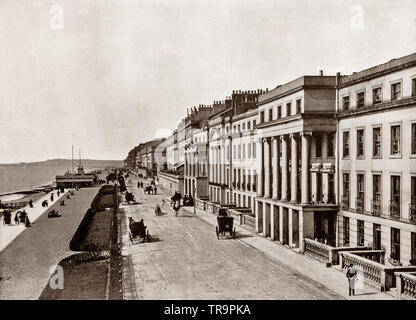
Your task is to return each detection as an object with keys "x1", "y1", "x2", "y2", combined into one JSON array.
[
  {"x1": 296, "y1": 99, "x2": 301, "y2": 114},
  {"x1": 253, "y1": 142, "x2": 256, "y2": 158},
  {"x1": 391, "y1": 228, "x2": 400, "y2": 261},
  {"x1": 343, "y1": 131, "x2": 349, "y2": 158},
  {"x1": 260, "y1": 111, "x2": 264, "y2": 123},
  {"x1": 247, "y1": 122, "x2": 251, "y2": 130},
  {"x1": 356, "y1": 129, "x2": 364, "y2": 157},
  {"x1": 357, "y1": 174, "x2": 365, "y2": 211},
  {"x1": 391, "y1": 82, "x2": 401, "y2": 101},
  {"x1": 390, "y1": 175, "x2": 400, "y2": 217},
  {"x1": 373, "y1": 175, "x2": 381, "y2": 215},
  {"x1": 373, "y1": 127, "x2": 381, "y2": 157},
  {"x1": 233, "y1": 145, "x2": 236, "y2": 160},
  {"x1": 247, "y1": 142, "x2": 251, "y2": 158},
  {"x1": 412, "y1": 78, "x2": 416, "y2": 97},
  {"x1": 357, "y1": 220, "x2": 365, "y2": 246},
  {"x1": 226, "y1": 145, "x2": 229, "y2": 160},
  {"x1": 343, "y1": 173, "x2": 350, "y2": 208},
  {"x1": 268, "y1": 108, "x2": 273, "y2": 122},
  {"x1": 315, "y1": 135, "x2": 322, "y2": 158},
  {"x1": 238, "y1": 124, "x2": 241, "y2": 133},
  {"x1": 372, "y1": 87, "x2": 382, "y2": 104},
  {"x1": 327, "y1": 132, "x2": 334, "y2": 157},
  {"x1": 343, "y1": 217, "x2": 350, "y2": 246},
  {"x1": 286, "y1": 102, "x2": 291, "y2": 116},
  {"x1": 242, "y1": 123, "x2": 246, "y2": 131},
  {"x1": 253, "y1": 120, "x2": 256, "y2": 128},
  {"x1": 357, "y1": 92, "x2": 365, "y2": 108},
  {"x1": 412, "y1": 232, "x2": 416, "y2": 263},
  {"x1": 242, "y1": 144, "x2": 246, "y2": 160},
  {"x1": 412, "y1": 123, "x2": 416, "y2": 155},
  {"x1": 277, "y1": 105, "x2": 281, "y2": 119},
  {"x1": 412, "y1": 177, "x2": 416, "y2": 205},
  {"x1": 343, "y1": 95, "x2": 350, "y2": 110},
  {"x1": 238, "y1": 145, "x2": 241, "y2": 160},
  {"x1": 391, "y1": 125, "x2": 401, "y2": 155}
]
